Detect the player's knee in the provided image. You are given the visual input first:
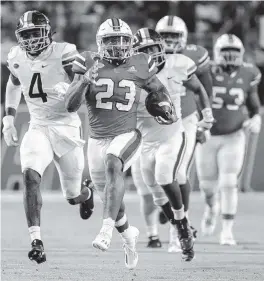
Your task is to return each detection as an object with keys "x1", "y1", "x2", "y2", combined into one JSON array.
[
  {"x1": 140, "y1": 194, "x2": 156, "y2": 215},
  {"x1": 23, "y1": 168, "x2": 41, "y2": 189},
  {"x1": 105, "y1": 154, "x2": 123, "y2": 176},
  {"x1": 152, "y1": 191, "x2": 168, "y2": 206},
  {"x1": 199, "y1": 180, "x2": 217, "y2": 197},
  {"x1": 218, "y1": 173, "x2": 237, "y2": 189}
]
